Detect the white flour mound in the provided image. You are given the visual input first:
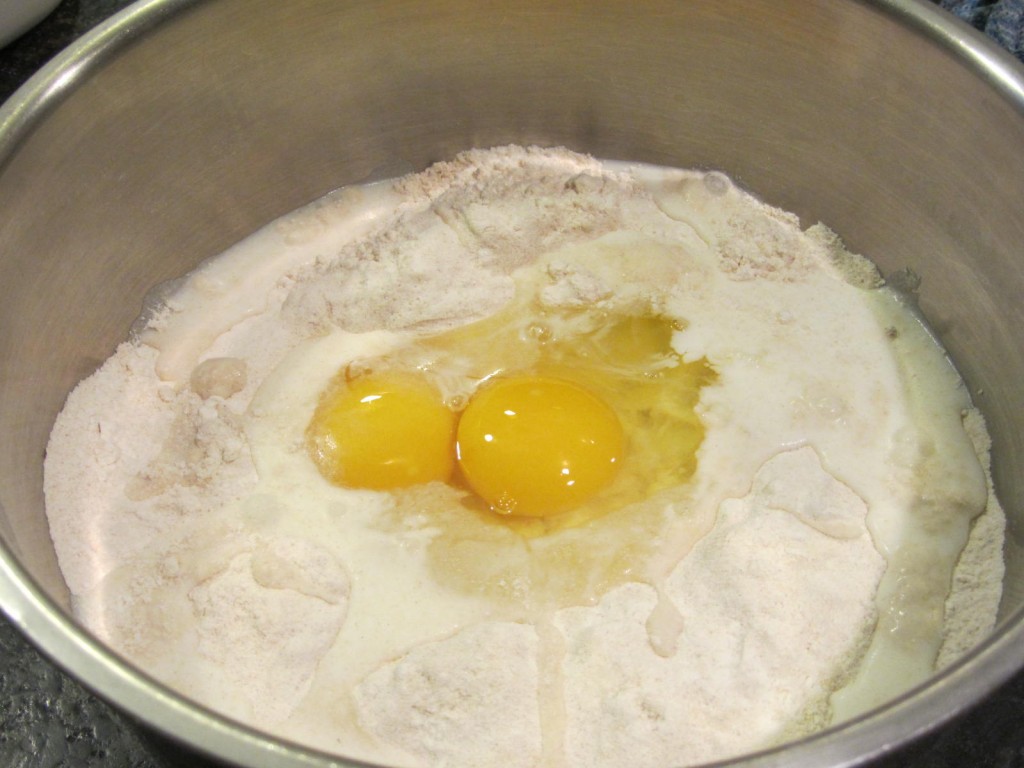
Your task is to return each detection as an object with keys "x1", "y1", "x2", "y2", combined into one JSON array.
[
  {"x1": 557, "y1": 448, "x2": 884, "y2": 768},
  {"x1": 43, "y1": 146, "x2": 1005, "y2": 767},
  {"x1": 355, "y1": 622, "x2": 543, "y2": 768}
]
